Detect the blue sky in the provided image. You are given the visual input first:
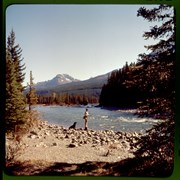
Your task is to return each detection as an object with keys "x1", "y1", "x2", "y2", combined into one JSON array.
[{"x1": 6, "y1": 4, "x2": 159, "y2": 85}]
